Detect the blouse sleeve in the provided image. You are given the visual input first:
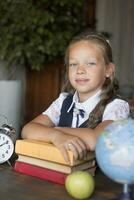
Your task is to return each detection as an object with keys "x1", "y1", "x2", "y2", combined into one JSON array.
[
  {"x1": 42, "y1": 92, "x2": 68, "y2": 126},
  {"x1": 102, "y1": 99, "x2": 130, "y2": 121}
]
